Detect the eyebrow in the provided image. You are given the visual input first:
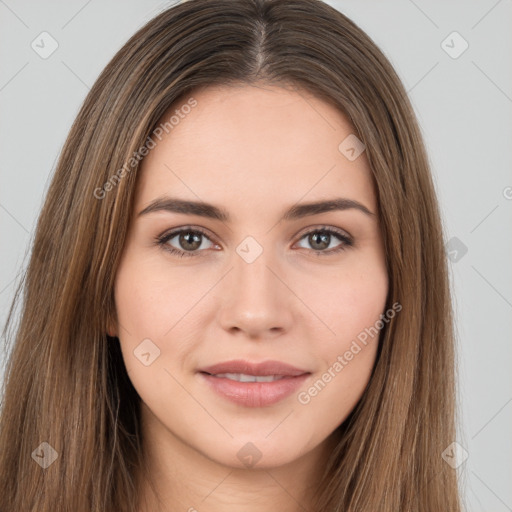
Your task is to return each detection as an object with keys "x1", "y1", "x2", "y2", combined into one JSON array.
[{"x1": 138, "y1": 196, "x2": 375, "y2": 222}]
